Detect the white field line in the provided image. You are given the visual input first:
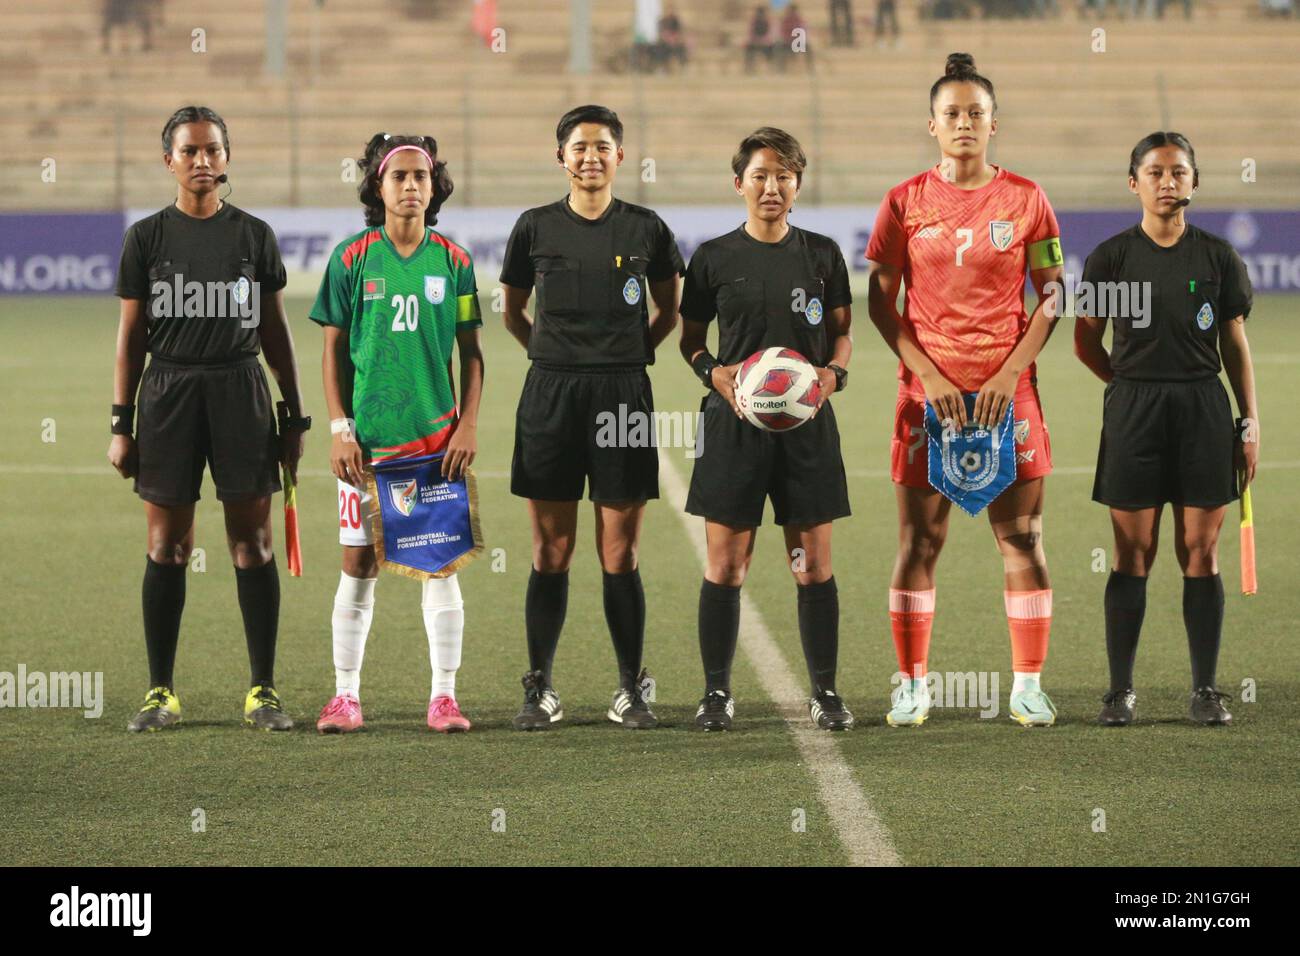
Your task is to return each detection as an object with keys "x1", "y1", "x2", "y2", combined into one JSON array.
[{"x1": 659, "y1": 456, "x2": 902, "y2": 867}]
